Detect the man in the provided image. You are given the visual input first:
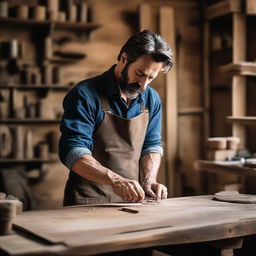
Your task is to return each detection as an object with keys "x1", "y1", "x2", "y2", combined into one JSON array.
[{"x1": 59, "y1": 30, "x2": 173, "y2": 206}]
